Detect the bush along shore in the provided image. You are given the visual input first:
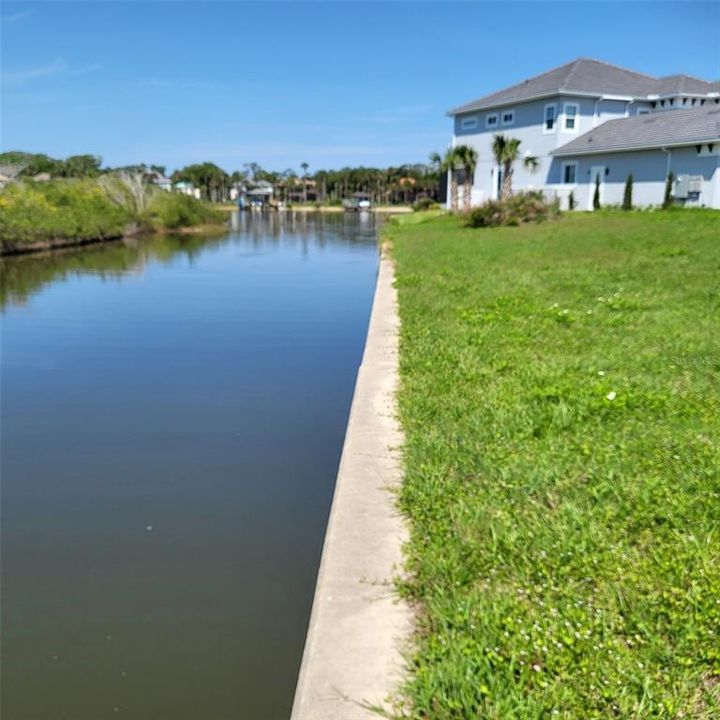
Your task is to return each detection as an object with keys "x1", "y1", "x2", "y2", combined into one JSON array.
[
  {"x1": 386, "y1": 209, "x2": 720, "y2": 718},
  {"x1": 0, "y1": 176, "x2": 227, "y2": 255}
]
